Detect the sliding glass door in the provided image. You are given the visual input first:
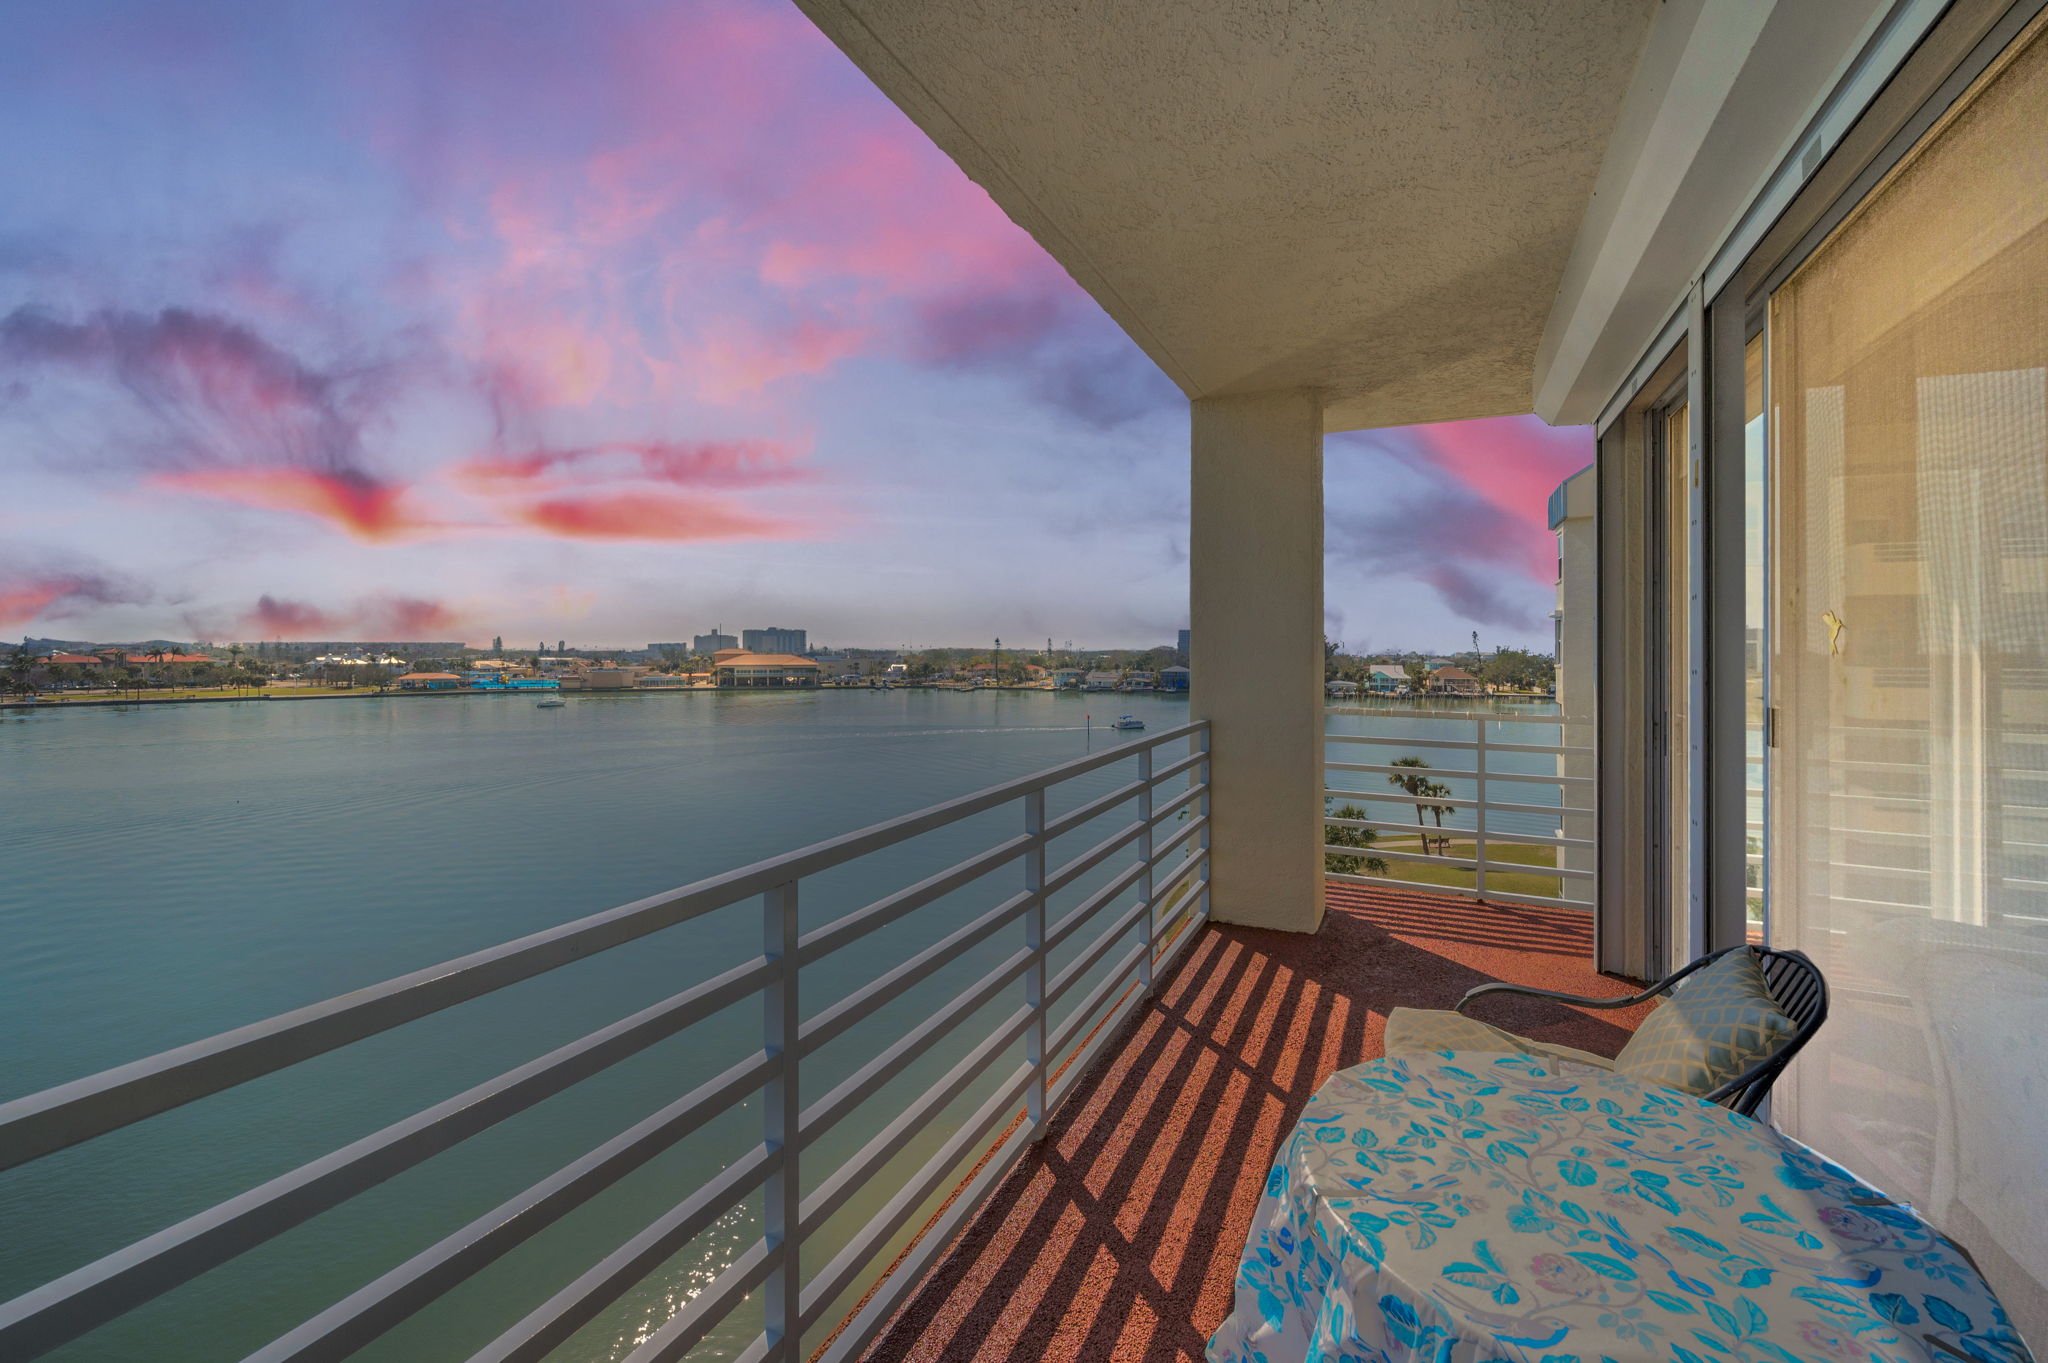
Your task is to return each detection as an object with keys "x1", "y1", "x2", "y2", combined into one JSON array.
[{"x1": 1767, "y1": 13, "x2": 2048, "y2": 1338}]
